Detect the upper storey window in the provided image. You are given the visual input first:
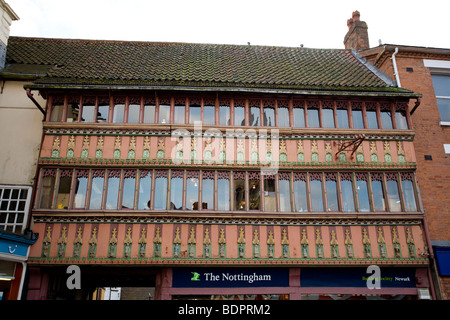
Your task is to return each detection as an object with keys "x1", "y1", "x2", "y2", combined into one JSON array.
[
  {"x1": 46, "y1": 95, "x2": 410, "y2": 130},
  {"x1": 431, "y1": 74, "x2": 450, "y2": 123}
]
